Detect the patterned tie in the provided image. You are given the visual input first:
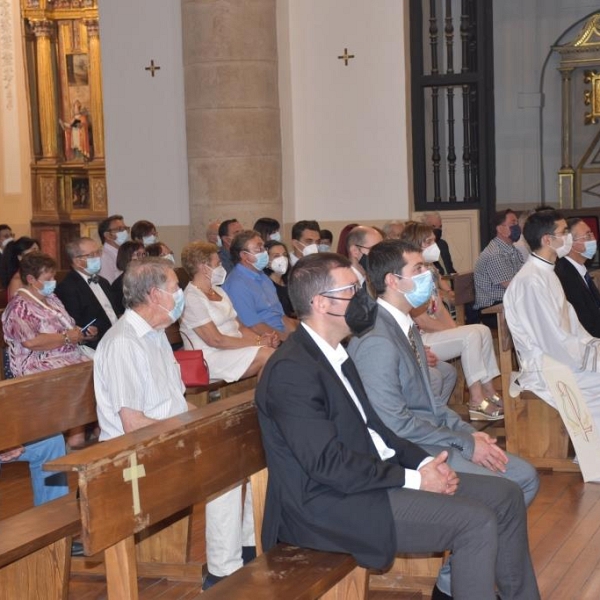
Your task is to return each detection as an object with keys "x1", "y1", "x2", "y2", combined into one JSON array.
[
  {"x1": 88, "y1": 275, "x2": 100, "y2": 284},
  {"x1": 584, "y1": 272, "x2": 600, "y2": 308},
  {"x1": 407, "y1": 325, "x2": 423, "y2": 369}
]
